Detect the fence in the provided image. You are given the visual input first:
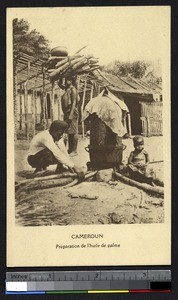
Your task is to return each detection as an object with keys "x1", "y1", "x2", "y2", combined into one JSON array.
[{"x1": 140, "y1": 102, "x2": 163, "y2": 137}]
